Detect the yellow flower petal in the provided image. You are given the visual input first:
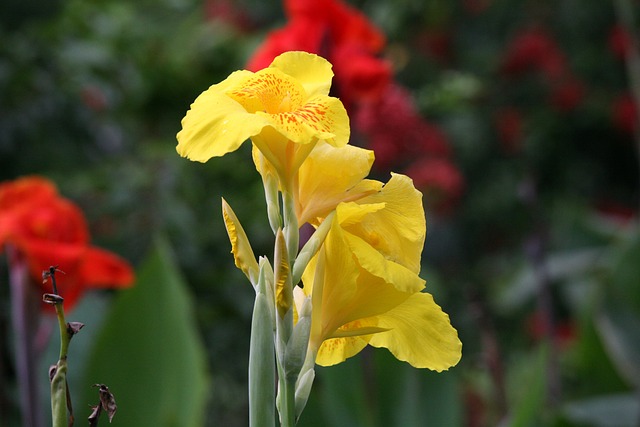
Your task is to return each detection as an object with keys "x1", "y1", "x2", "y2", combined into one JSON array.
[
  {"x1": 251, "y1": 128, "x2": 317, "y2": 187},
  {"x1": 176, "y1": 83, "x2": 269, "y2": 162},
  {"x1": 368, "y1": 292, "x2": 462, "y2": 371},
  {"x1": 256, "y1": 95, "x2": 350, "y2": 146},
  {"x1": 315, "y1": 319, "x2": 386, "y2": 367},
  {"x1": 315, "y1": 335, "x2": 370, "y2": 367},
  {"x1": 344, "y1": 173, "x2": 426, "y2": 274},
  {"x1": 296, "y1": 142, "x2": 381, "y2": 225},
  {"x1": 344, "y1": 232, "x2": 426, "y2": 294},
  {"x1": 302, "y1": 220, "x2": 416, "y2": 346},
  {"x1": 177, "y1": 51, "x2": 350, "y2": 191},
  {"x1": 226, "y1": 67, "x2": 306, "y2": 114},
  {"x1": 225, "y1": 67, "x2": 348, "y2": 147},
  {"x1": 269, "y1": 51, "x2": 334, "y2": 97}
]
